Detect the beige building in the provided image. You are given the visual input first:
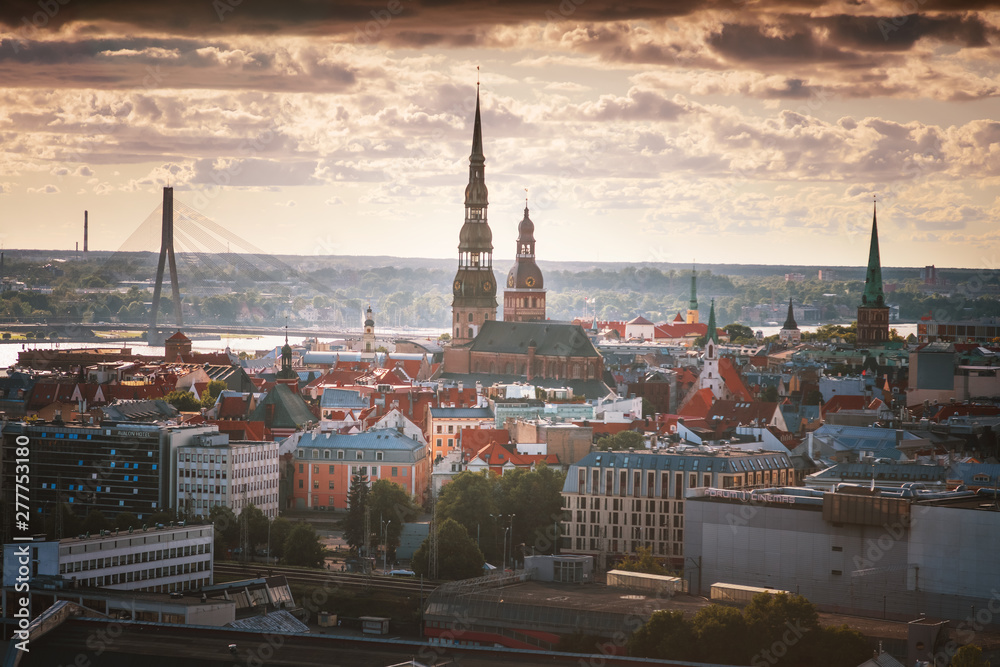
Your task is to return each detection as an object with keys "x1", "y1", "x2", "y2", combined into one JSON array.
[{"x1": 561, "y1": 448, "x2": 794, "y2": 570}]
